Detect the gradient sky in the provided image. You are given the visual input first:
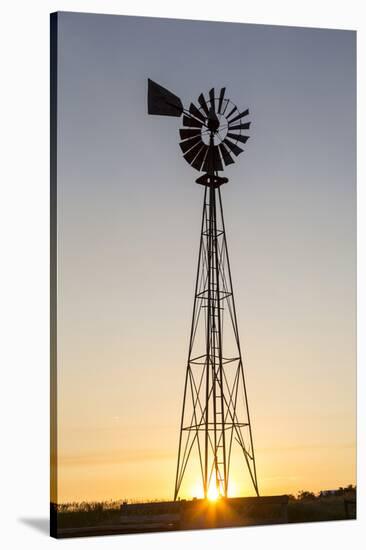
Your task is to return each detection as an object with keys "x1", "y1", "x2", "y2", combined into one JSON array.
[{"x1": 56, "y1": 12, "x2": 356, "y2": 503}]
